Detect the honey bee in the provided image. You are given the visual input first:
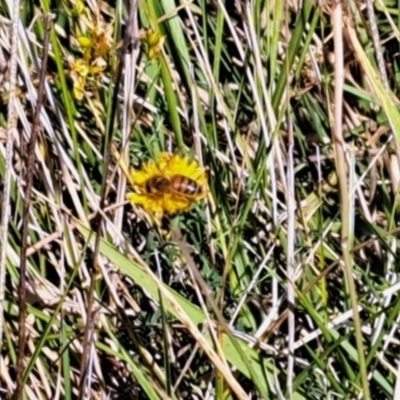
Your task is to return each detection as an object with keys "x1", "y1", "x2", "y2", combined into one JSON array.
[{"x1": 144, "y1": 175, "x2": 204, "y2": 198}]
